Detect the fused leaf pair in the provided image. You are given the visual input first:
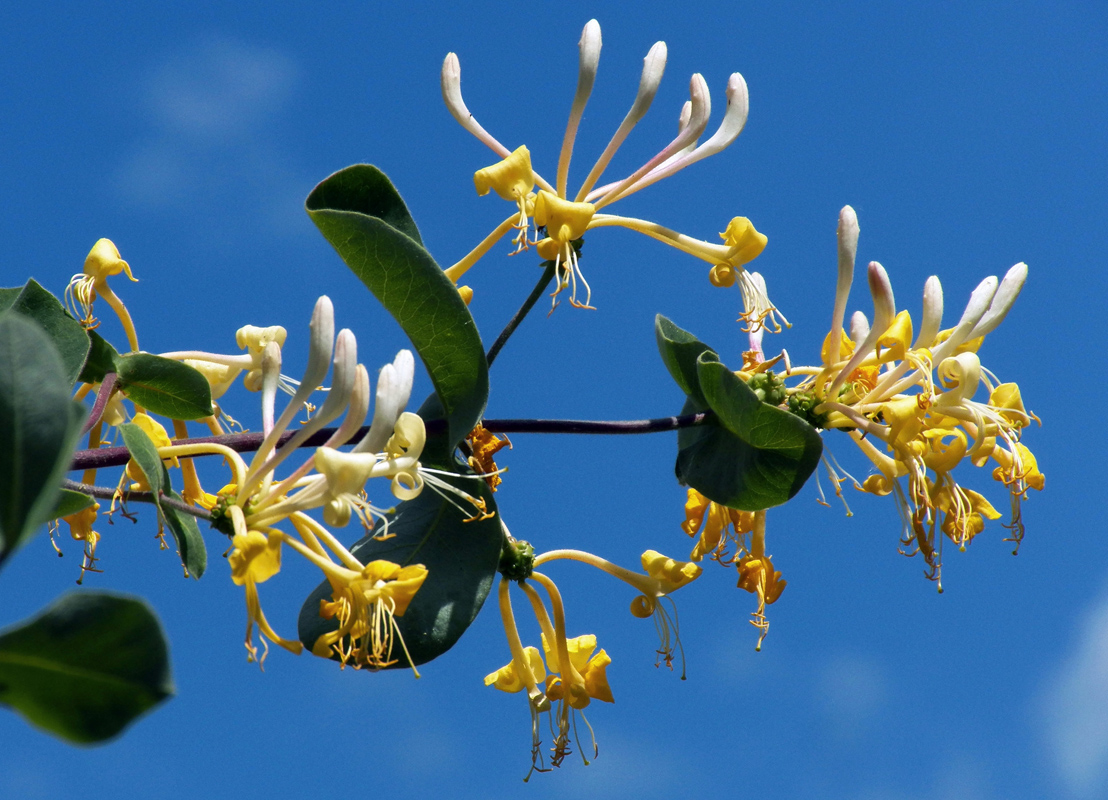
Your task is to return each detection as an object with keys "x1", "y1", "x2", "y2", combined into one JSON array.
[{"x1": 655, "y1": 315, "x2": 822, "y2": 511}]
